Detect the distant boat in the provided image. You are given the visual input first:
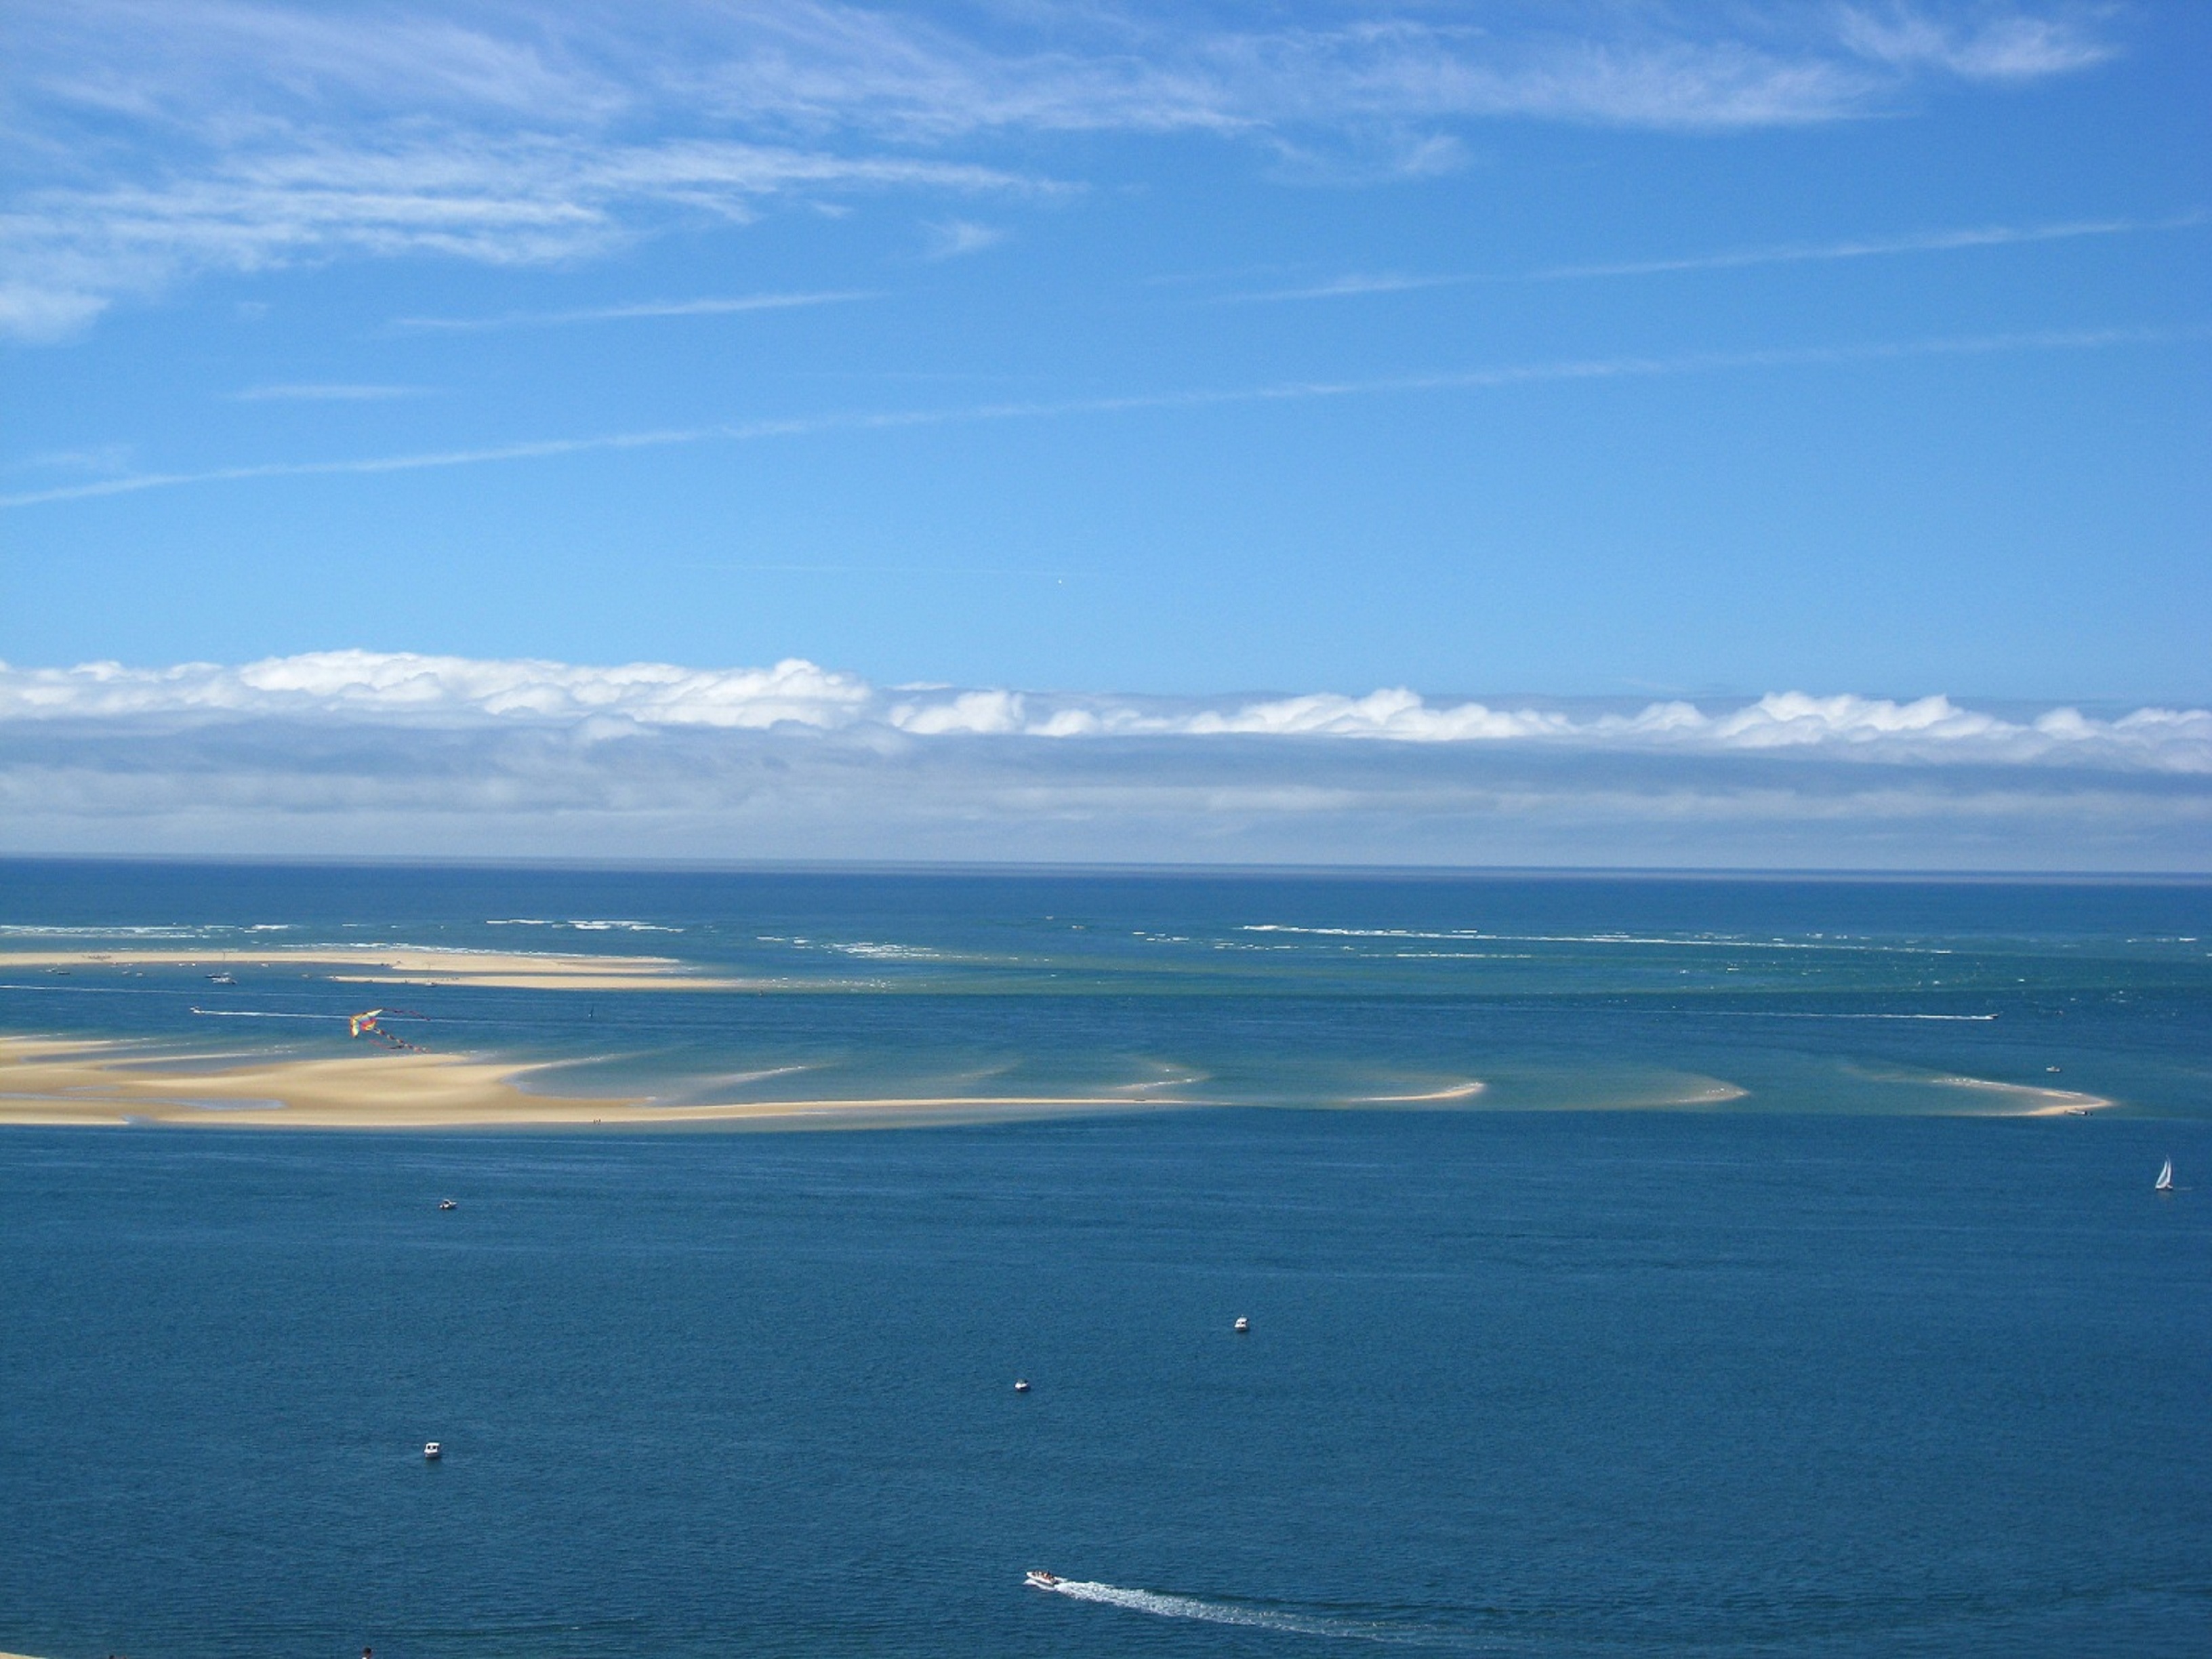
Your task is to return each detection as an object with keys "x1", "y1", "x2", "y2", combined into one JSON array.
[
  {"x1": 438, "y1": 1199, "x2": 457, "y2": 1212},
  {"x1": 1013, "y1": 1378, "x2": 1031, "y2": 1393},
  {"x1": 2156, "y1": 1160, "x2": 2175, "y2": 1193},
  {"x1": 207, "y1": 972, "x2": 237, "y2": 985},
  {"x1": 1025, "y1": 1570, "x2": 1061, "y2": 1591},
  {"x1": 423, "y1": 1441, "x2": 442, "y2": 1460},
  {"x1": 1233, "y1": 1316, "x2": 1250, "y2": 1334}
]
